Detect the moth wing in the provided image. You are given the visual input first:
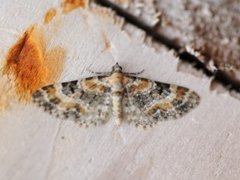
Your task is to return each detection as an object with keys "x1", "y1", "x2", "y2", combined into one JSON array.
[
  {"x1": 32, "y1": 76, "x2": 112, "y2": 127},
  {"x1": 123, "y1": 76, "x2": 200, "y2": 128}
]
